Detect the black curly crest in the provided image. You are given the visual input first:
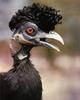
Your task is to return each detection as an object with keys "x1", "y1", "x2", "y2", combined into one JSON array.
[{"x1": 9, "y1": 3, "x2": 62, "y2": 32}]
